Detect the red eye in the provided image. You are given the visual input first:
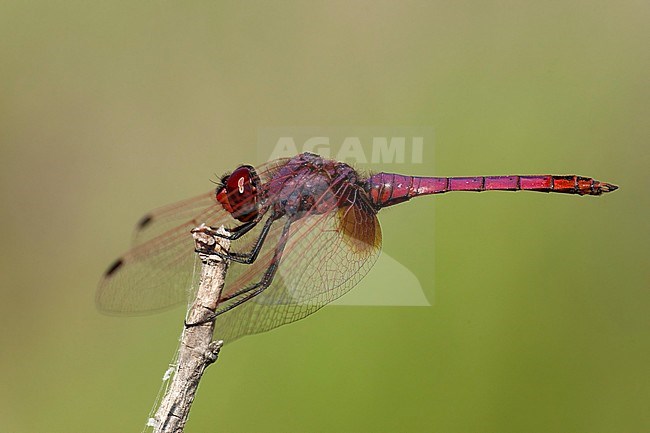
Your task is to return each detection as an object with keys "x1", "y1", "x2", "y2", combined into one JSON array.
[
  {"x1": 216, "y1": 165, "x2": 260, "y2": 222},
  {"x1": 216, "y1": 187, "x2": 233, "y2": 213}
]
